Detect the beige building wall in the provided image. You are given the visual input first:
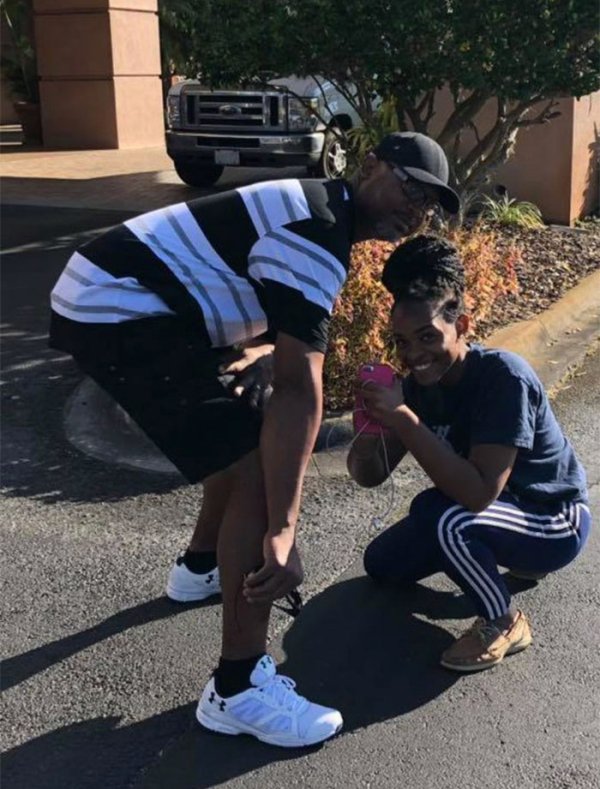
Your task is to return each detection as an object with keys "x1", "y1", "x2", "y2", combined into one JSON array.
[
  {"x1": 496, "y1": 93, "x2": 600, "y2": 224},
  {"x1": 419, "y1": 88, "x2": 599, "y2": 224},
  {"x1": 33, "y1": 0, "x2": 164, "y2": 149},
  {"x1": 495, "y1": 99, "x2": 576, "y2": 224}
]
